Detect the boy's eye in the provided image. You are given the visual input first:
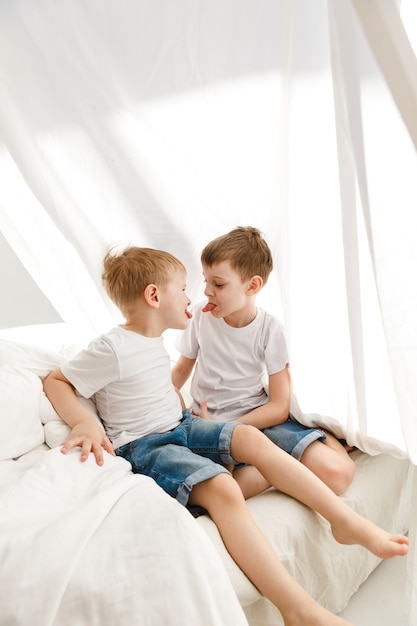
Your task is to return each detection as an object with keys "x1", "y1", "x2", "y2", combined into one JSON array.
[{"x1": 203, "y1": 278, "x2": 225, "y2": 288}]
